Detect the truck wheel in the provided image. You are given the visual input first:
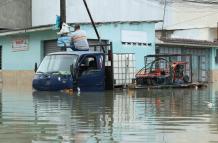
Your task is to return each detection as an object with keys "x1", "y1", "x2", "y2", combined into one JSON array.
[
  {"x1": 136, "y1": 78, "x2": 143, "y2": 85},
  {"x1": 183, "y1": 75, "x2": 189, "y2": 83}
]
